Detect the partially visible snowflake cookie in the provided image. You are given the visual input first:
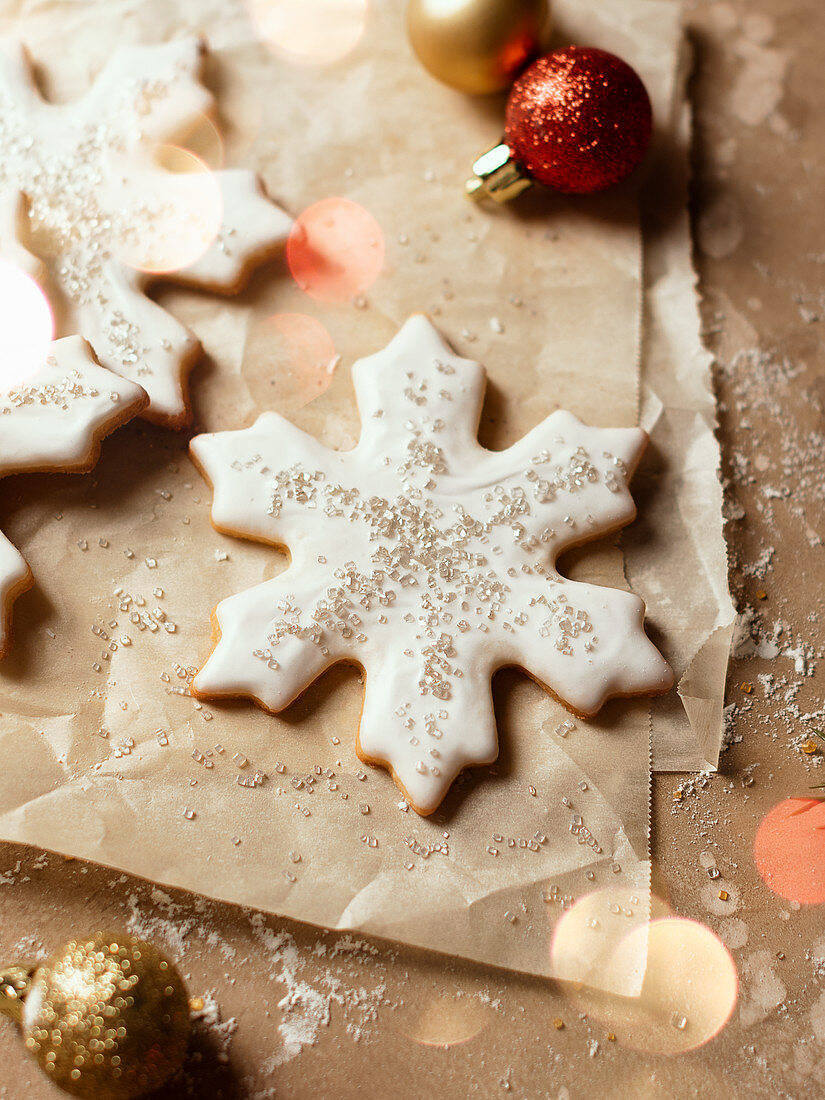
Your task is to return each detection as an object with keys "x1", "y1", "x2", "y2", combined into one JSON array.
[
  {"x1": 0, "y1": 336, "x2": 148, "y2": 658},
  {"x1": 0, "y1": 36, "x2": 292, "y2": 428},
  {"x1": 190, "y1": 315, "x2": 673, "y2": 814}
]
